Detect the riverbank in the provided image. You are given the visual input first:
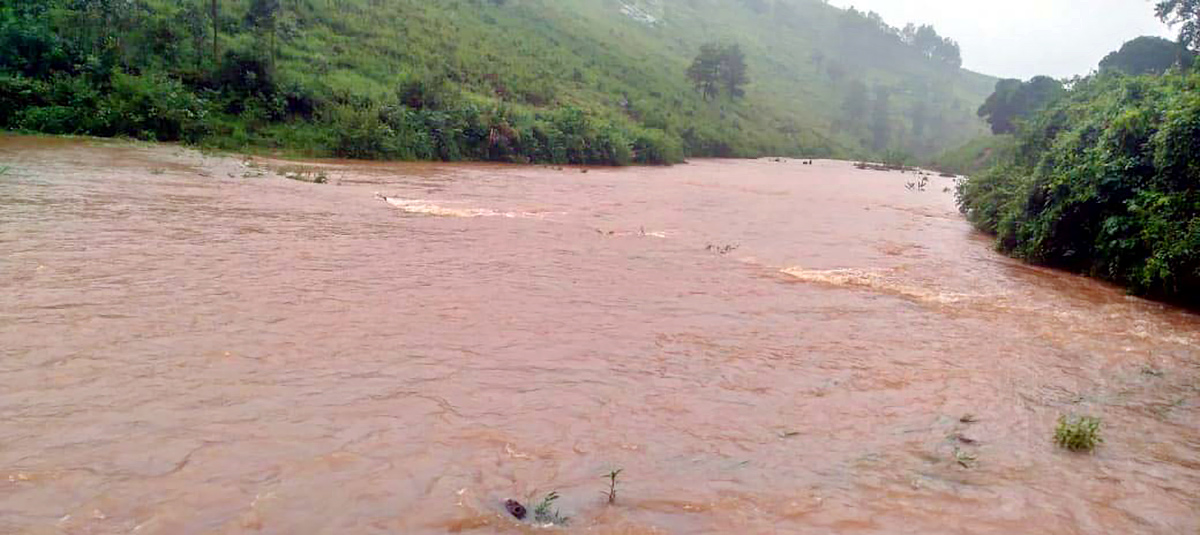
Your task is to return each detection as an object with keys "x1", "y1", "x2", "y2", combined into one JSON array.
[{"x1": 955, "y1": 71, "x2": 1200, "y2": 308}]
